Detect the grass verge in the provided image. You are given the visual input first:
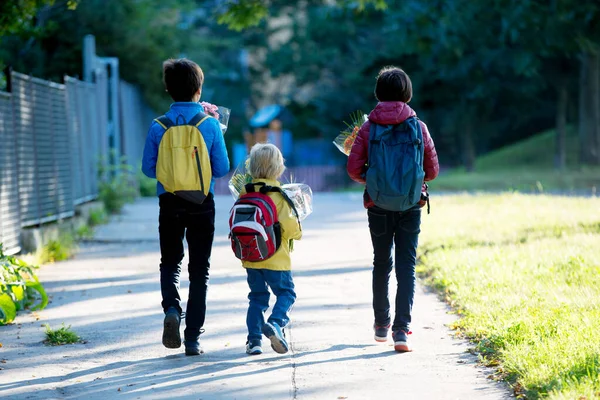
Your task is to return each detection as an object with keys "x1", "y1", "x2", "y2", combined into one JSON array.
[
  {"x1": 418, "y1": 194, "x2": 600, "y2": 399},
  {"x1": 44, "y1": 324, "x2": 80, "y2": 345}
]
